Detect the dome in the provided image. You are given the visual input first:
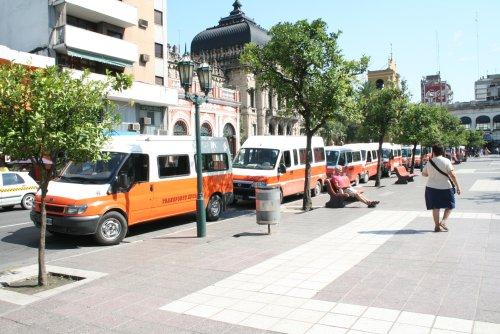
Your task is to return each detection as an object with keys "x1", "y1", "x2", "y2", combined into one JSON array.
[{"x1": 191, "y1": 1, "x2": 270, "y2": 54}]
